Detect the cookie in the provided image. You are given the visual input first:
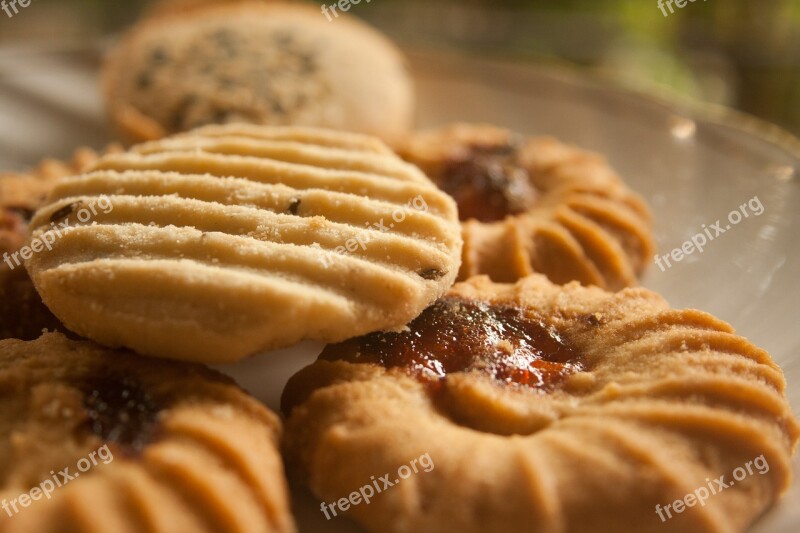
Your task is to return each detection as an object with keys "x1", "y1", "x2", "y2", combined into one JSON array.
[
  {"x1": 1, "y1": 147, "x2": 121, "y2": 341},
  {"x1": 25, "y1": 124, "x2": 462, "y2": 363},
  {"x1": 103, "y1": 2, "x2": 414, "y2": 144},
  {"x1": 282, "y1": 274, "x2": 798, "y2": 533},
  {"x1": 0, "y1": 332, "x2": 295, "y2": 533},
  {"x1": 399, "y1": 123, "x2": 656, "y2": 290}
]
